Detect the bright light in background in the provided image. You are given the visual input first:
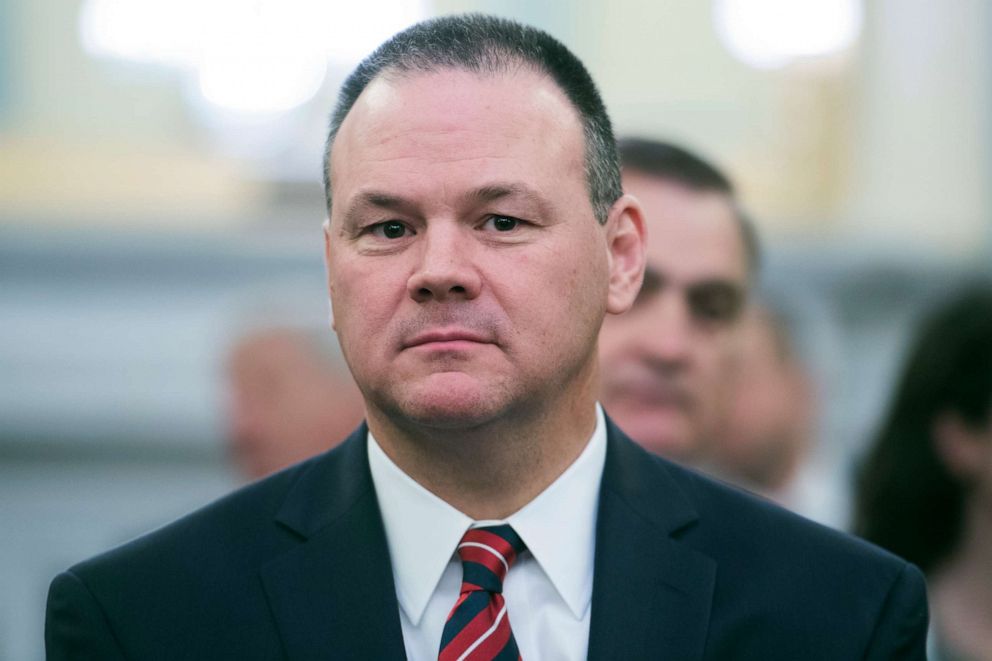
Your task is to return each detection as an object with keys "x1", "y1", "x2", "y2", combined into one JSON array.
[
  {"x1": 192, "y1": 2, "x2": 329, "y2": 114},
  {"x1": 713, "y1": 0, "x2": 863, "y2": 69},
  {"x1": 79, "y1": 0, "x2": 428, "y2": 114}
]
